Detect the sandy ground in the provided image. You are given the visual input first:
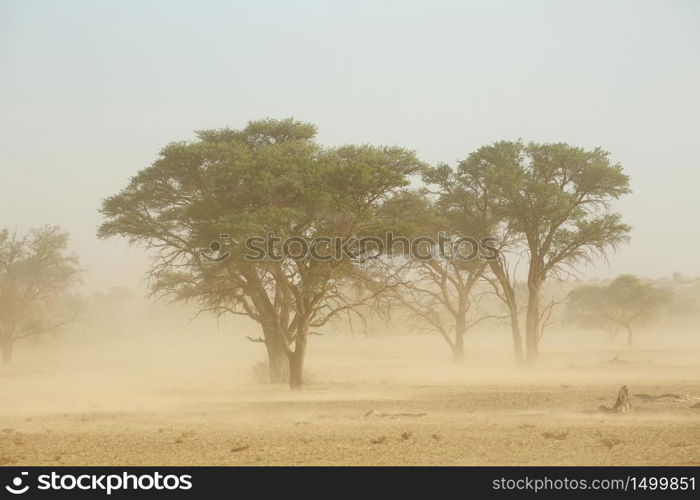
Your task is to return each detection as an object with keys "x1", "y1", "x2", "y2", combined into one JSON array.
[{"x1": 1, "y1": 332, "x2": 699, "y2": 465}]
